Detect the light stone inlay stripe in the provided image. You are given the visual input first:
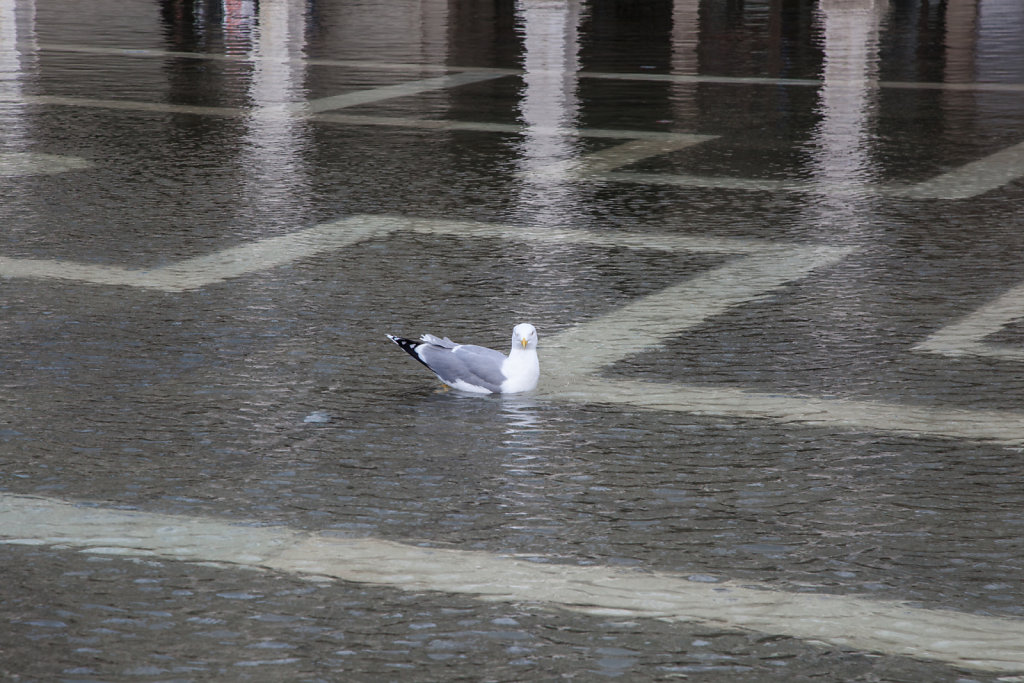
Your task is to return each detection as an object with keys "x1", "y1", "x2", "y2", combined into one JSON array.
[
  {"x1": 914, "y1": 280, "x2": 1024, "y2": 361},
  {"x1": 0, "y1": 151, "x2": 92, "y2": 176},
  {"x1": 1, "y1": 493, "x2": 1022, "y2": 674}
]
